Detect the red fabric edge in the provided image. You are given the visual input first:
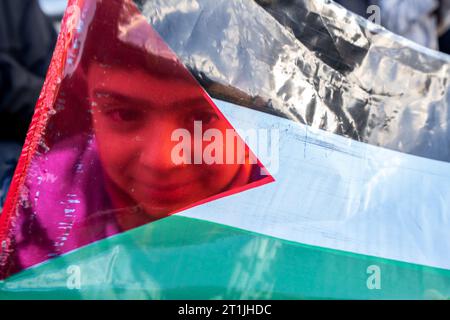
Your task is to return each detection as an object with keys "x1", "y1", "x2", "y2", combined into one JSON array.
[{"x1": 0, "y1": 0, "x2": 84, "y2": 278}]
